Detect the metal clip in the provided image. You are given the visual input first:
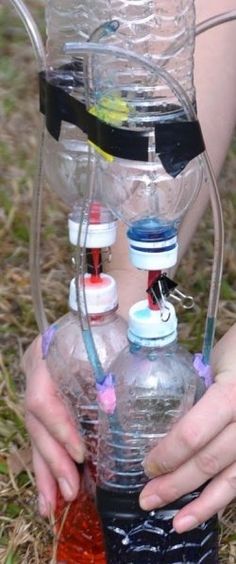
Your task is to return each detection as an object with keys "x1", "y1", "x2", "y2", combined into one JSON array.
[
  {"x1": 102, "y1": 247, "x2": 112, "y2": 264},
  {"x1": 170, "y1": 289, "x2": 194, "y2": 310},
  {"x1": 147, "y1": 280, "x2": 170, "y2": 321},
  {"x1": 157, "y1": 280, "x2": 171, "y2": 322},
  {"x1": 160, "y1": 302, "x2": 171, "y2": 322}
]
